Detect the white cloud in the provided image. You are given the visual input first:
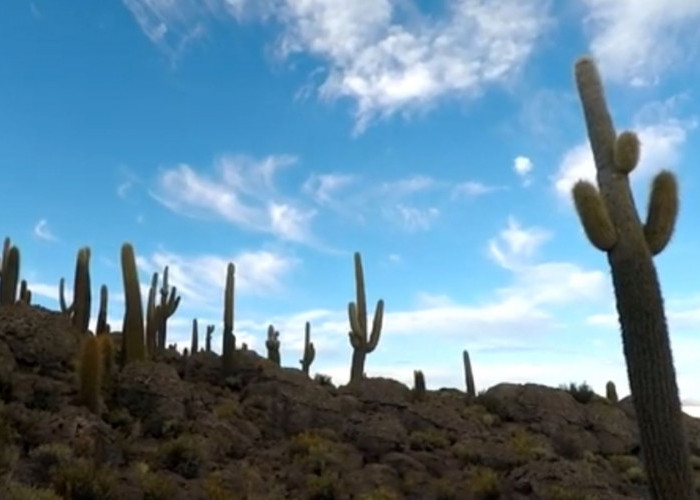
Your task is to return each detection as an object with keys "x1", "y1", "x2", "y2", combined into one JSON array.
[
  {"x1": 302, "y1": 173, "x2": 356, "y2": 205},
  {"x1": 450, "y1": 181, "x2": 500, "y2": 199},
  {"x1": 123, "y1": 0, "x2": 551, "y2": 131},
  {"x1": 136, "y1": 249, "x2": 298, "y2": 305},
  {"x1": 151, "y1": 154, "x2": 319, "y2": 245},
  {"x1": 487, "y1": 216, "x2": 550, "y2": 271},
  {"x1": 552, "y1": 96, "x2": 696, "y2": 199},
  {"x1": 33, "y1": 220, "x2": 57, "y2": 242},
  {"x1": 390, "y1": 204, "x2": 439, "y2": 231},
  {"x1": 514, "y1": 156, "x2": 533, "y2": 176},
  {"x1": 580, "y1": 0, "x2": 700, "y2": 85}
]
